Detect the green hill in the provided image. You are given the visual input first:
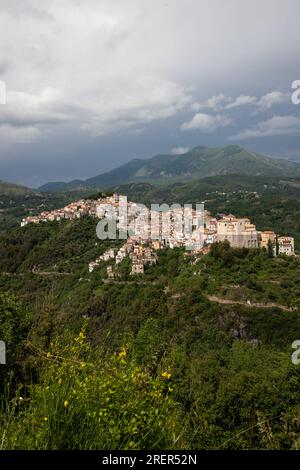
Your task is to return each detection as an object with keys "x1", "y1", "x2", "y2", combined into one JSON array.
[
  {"x1": 0, "y1": 180, "x2": 40, "y2": 198},
  {"x1": 38, "y1": 145, "x2": 300, "y2": 191}
]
